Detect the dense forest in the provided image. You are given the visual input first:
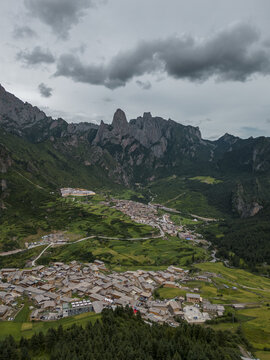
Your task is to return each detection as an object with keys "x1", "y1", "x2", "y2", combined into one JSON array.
[
  {"x1": 0, "y1": 307, "x2": 251, "y2": 360},
  {"x1": 201, "y1": 206, "x2": 270, "y2": 271}
]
